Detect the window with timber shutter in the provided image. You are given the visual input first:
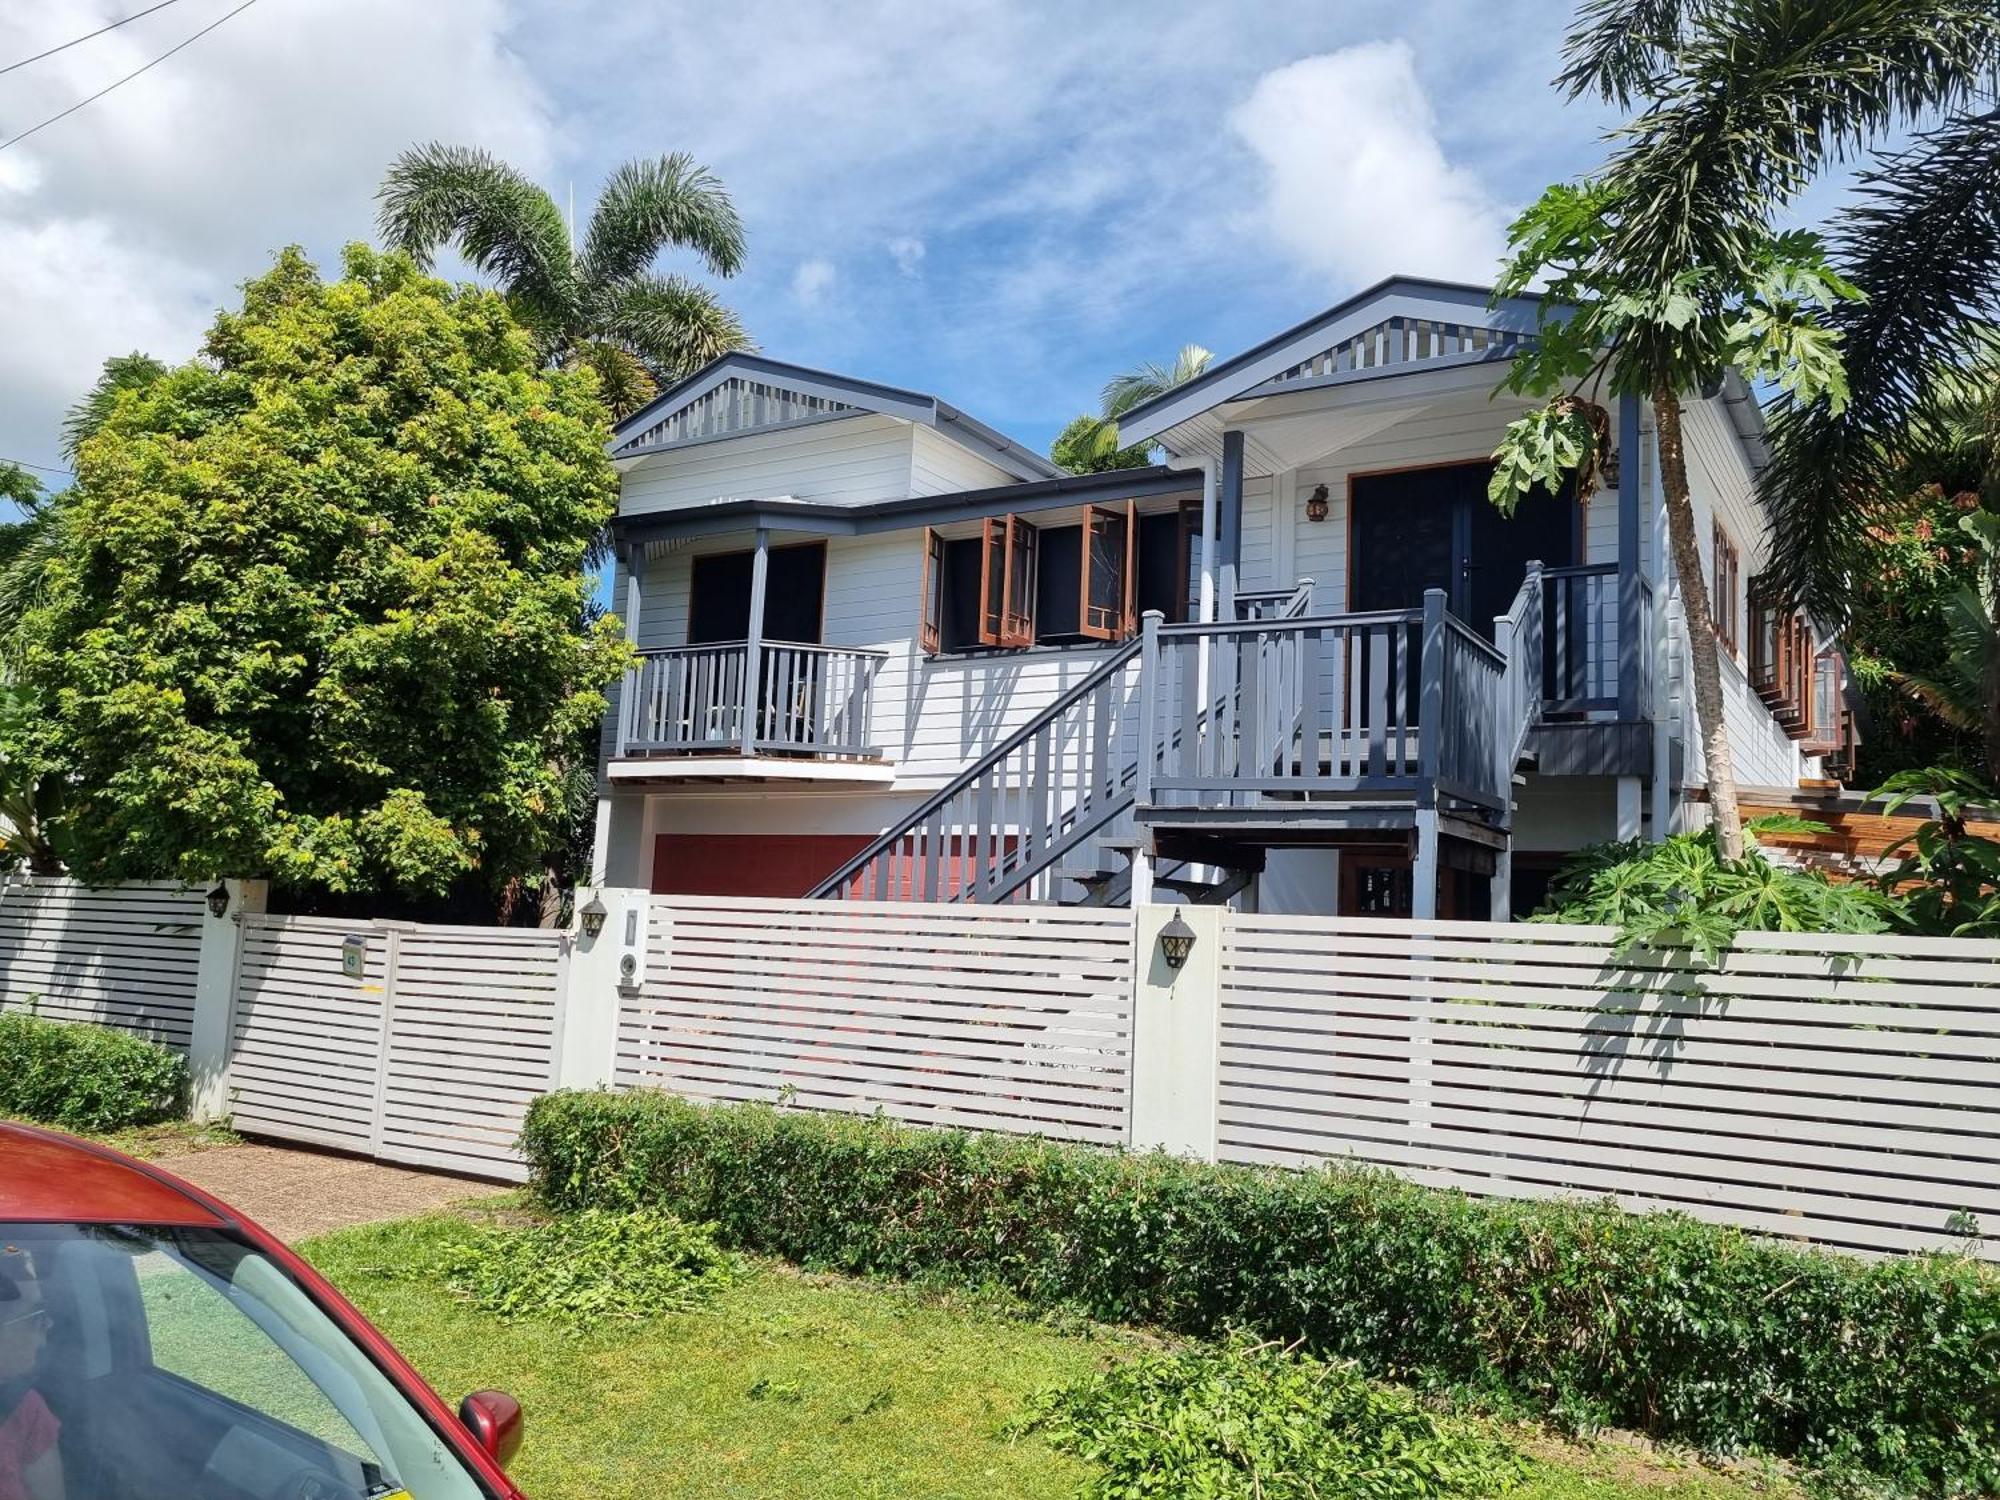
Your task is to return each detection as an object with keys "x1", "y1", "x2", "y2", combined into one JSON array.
[
  {"x1": 920, "y1": 528, "x2": 945, "y2": 655},
  {"x1": 1711, "y1": 519, "x2": 1741, "y2": 654},
  {"x1": 1081, "y1": 501, "x2": 1136, "y2": 640},
  {"x1": 976, "y1": 515, "x2": 1037, "y2": 647}
]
